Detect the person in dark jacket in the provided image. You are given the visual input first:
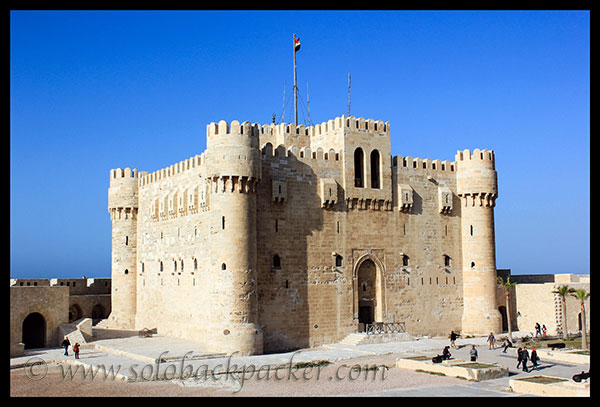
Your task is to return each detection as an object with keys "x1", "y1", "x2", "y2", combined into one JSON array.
[
  {"x1": 442, "y1": 346, "x2": 452, "y2": 360},
  {"x1": 502, "y1": 337, "x2": 513, "y2": 353},
  {"x1": 61, "y1": 337, "x2": 70, "y2": 356},
  {"x1": 449, "y1": 331, "x2": 459, "y2": 349},
  {"x1": 530, "y1": 348, "x2": 539, "y2": 369},
  {"x1": 520, "y1": 348, "x2": 529, "y2": 372}
]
